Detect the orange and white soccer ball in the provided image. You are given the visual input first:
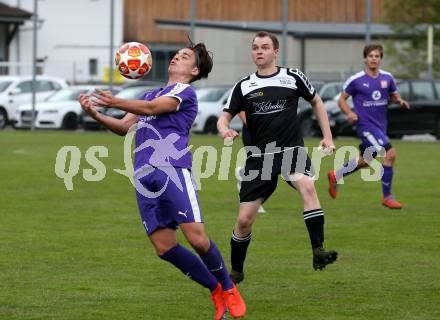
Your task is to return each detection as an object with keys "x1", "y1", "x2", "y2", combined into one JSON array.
[{"x1": 115, "y1": 42, "x2": 153, "y2": 79}]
